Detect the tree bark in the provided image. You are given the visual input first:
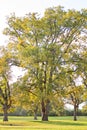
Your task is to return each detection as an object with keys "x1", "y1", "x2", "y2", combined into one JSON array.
[
  {"x1": 34, "y1": 106, "x2": 38, "y2": 120},
  {"x1": 73, "y1": 104, "x2": 77, "y2": 121},
  {"x1": 3, "y1": 107, "x2": 8, "y2": 121},
  {"x1": 41, "y1": 99, "x2": 50, "y2": 121},
  {"x1": 34, "y1": 112, "x2": 37, "y2": 120}
]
